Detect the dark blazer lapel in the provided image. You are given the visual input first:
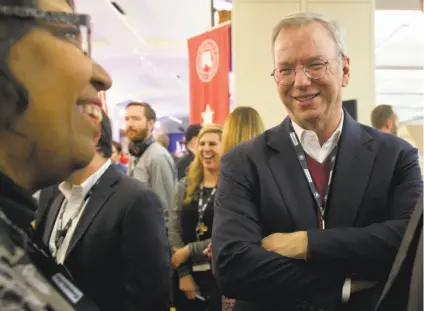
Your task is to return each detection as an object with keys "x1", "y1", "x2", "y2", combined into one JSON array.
[
  {"x1": 65, "y1": 165, "x2": 119, "y2": 259},
  {"x1": 267, "y1": 118, "x2": 318, "y2": 230},
  {"x1": 42, "y1": 193, "x2": 64, "y2": 246},
  {"x1": 376, "y1": 195, "x2": 423, "y2": 309},
  {"x1": 326, "y1": 112, "x2": 375, "y2": 228}
]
